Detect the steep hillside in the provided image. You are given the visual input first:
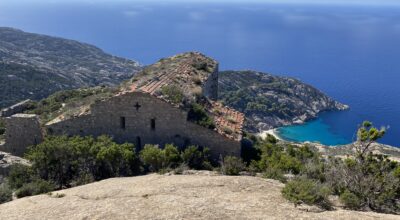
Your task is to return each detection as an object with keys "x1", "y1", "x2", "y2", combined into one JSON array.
[
  {"x1": 0, "y1": 27, "x2": 141, "y2": 107},
  {"x1": 219, "y1": 70, "x2": 348, "y2": 132},
  {"x1": 0, "y1": 172, "x2": 397, "y2": 220}
]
